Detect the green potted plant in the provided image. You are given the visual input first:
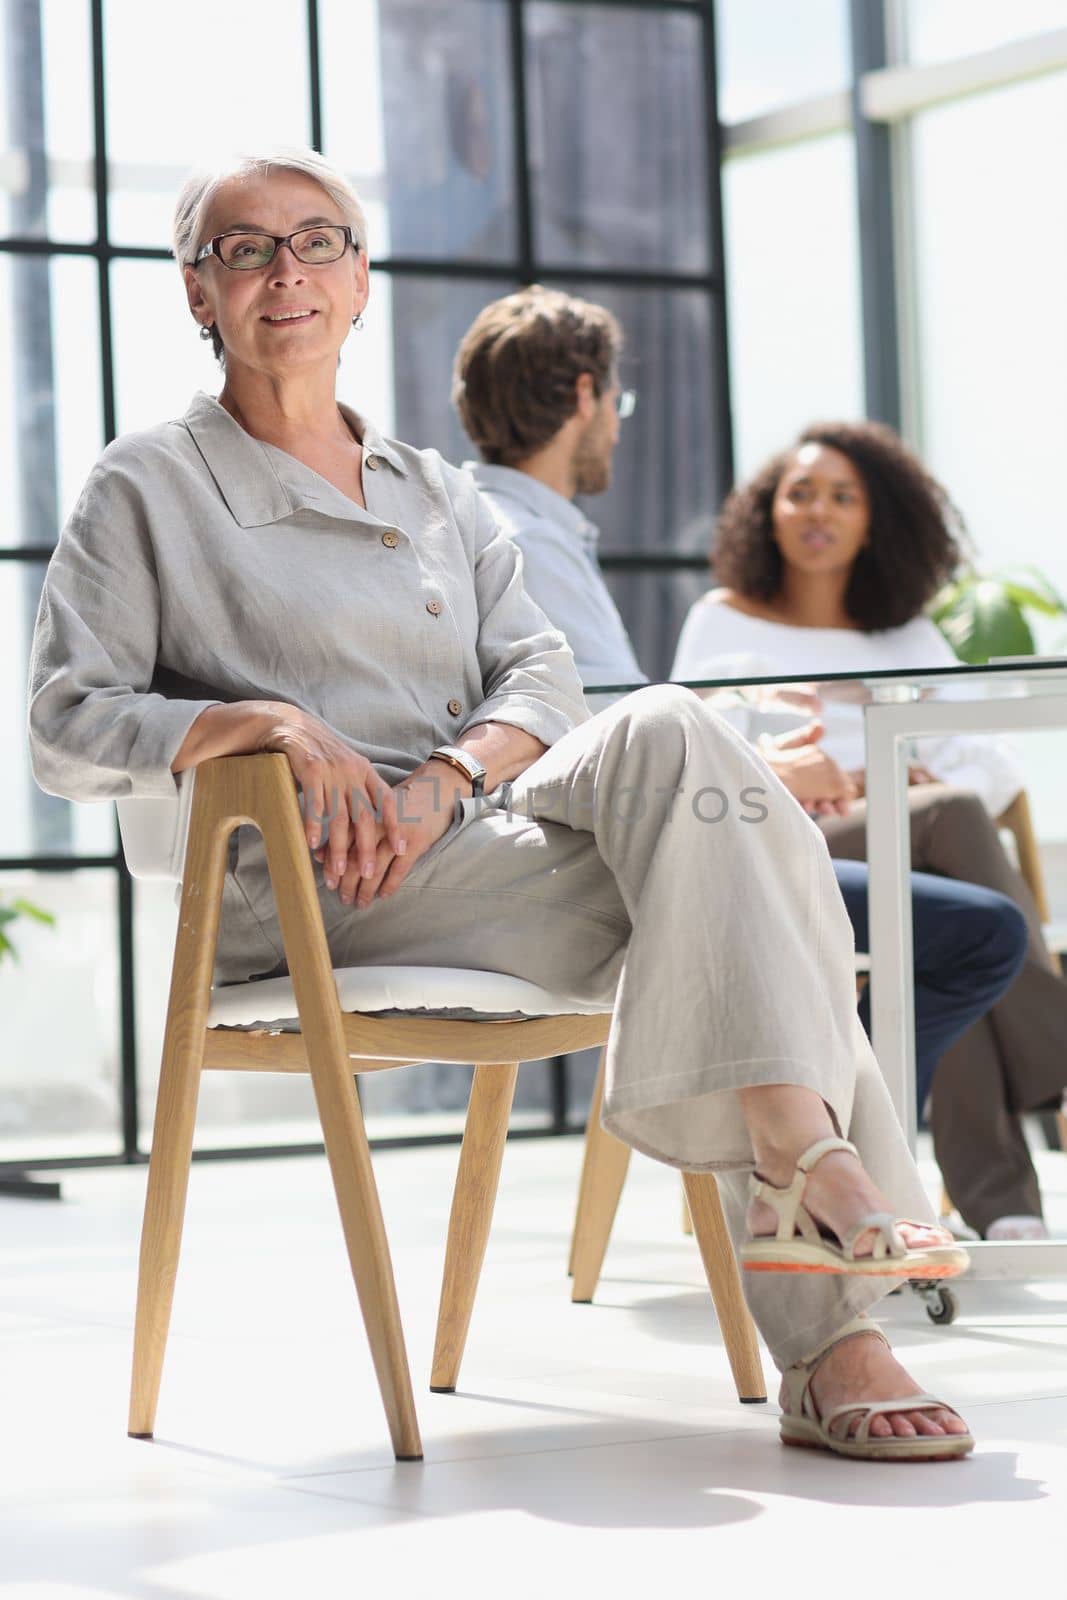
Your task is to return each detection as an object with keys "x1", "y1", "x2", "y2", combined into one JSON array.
[
  {"x1": 0, "y1": 895, "x2": 55, "y2": 963},
  {"x1": 930, "y1": 565, "x2": 1067, "y2": 664}
]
